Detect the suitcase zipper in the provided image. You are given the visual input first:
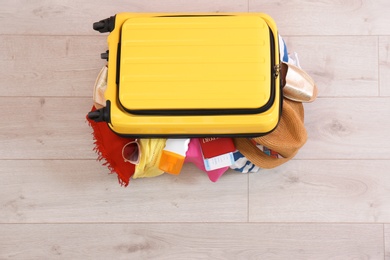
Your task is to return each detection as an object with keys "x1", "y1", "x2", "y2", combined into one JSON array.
[{"x1": 274, "y1": 64, "x2": 281, "y2": 79}]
